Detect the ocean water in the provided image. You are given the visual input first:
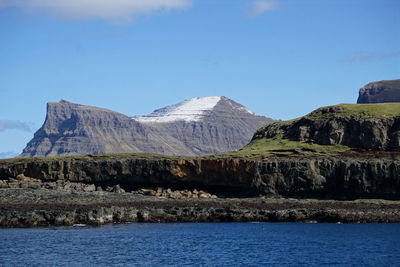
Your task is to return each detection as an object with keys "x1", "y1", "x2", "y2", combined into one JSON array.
[{"x1": 1, "y1": 223, "x2": 399, "y2": 266}]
